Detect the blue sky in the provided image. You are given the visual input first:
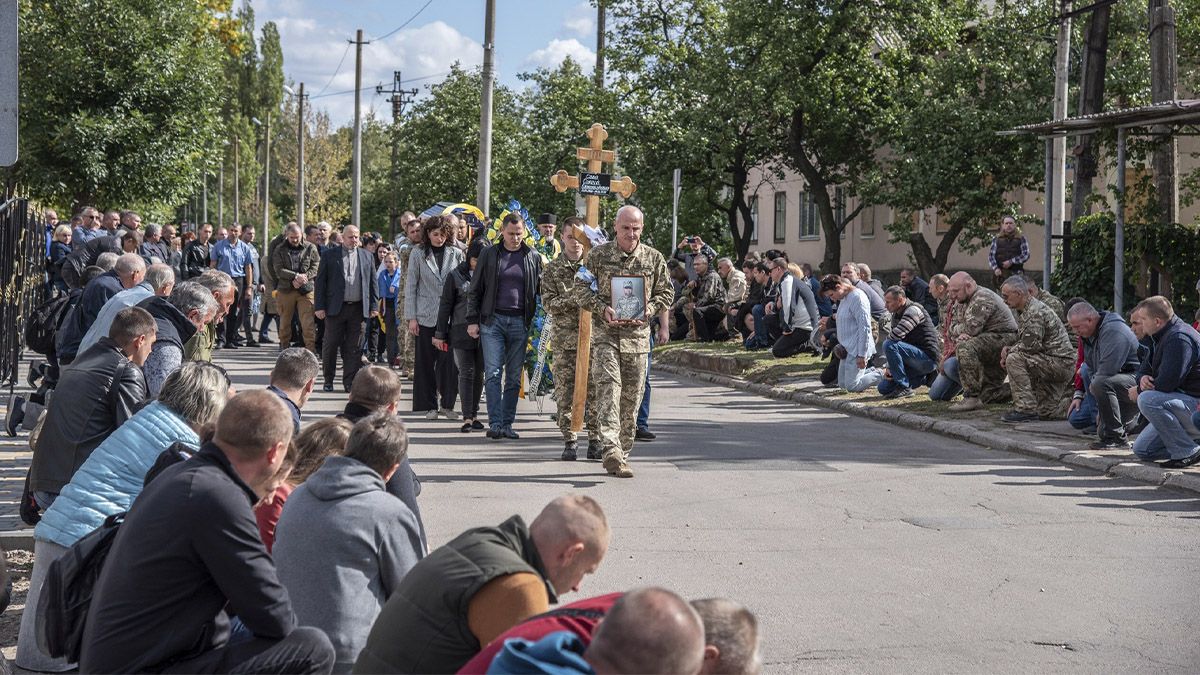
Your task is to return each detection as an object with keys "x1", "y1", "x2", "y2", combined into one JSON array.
[{"x1": 254, "y1": 0, "x2": 600, "y2": 125}]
